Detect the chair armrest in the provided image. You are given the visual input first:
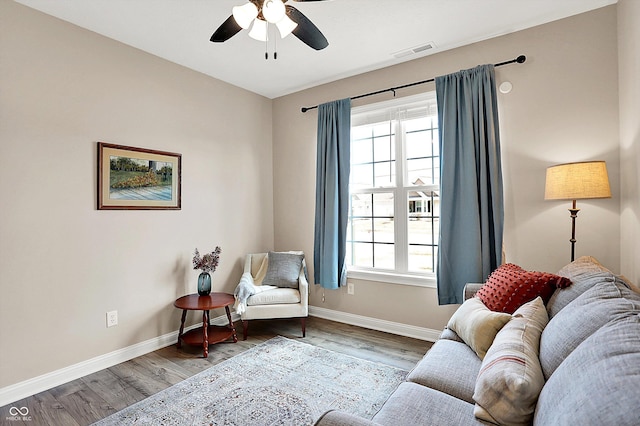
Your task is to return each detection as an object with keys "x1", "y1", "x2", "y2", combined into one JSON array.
[
  {"x1": 314, "y1": 410, "x2": 381, "y2": 426},
  {"x1": 298, "y1": 259, "x2": 309, "y2": 307},
  {"x1": 463, "y1": 283, "x2": 483, "y2": 300},
  {"x1": 243, "y1": 254, "x2": 254, "y2": 274}
]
